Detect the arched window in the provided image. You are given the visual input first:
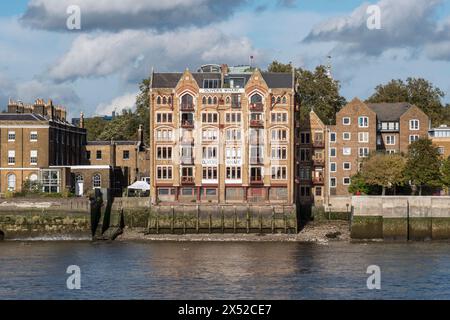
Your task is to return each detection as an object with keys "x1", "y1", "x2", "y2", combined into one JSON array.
[
  {"x1": 207, "y1": 97, "x2": 212, "y2": 105},
  {"x1": 277, "y1": 97, "x2": 281, "y2": 104},
  {"x1": 271, "y1": 96, "x2": 275, "y2": 104},
  {"x1": 226, "y1": 97, "x2": 231, "y2": 104},
  {"x1": 282, "y1": 96, "x2": 287, "y2": 104},
  {"x1": 213, "y1": 97, "x2": 218, "y2": 105},
  {"x1": 181, "y1": 94, "x2": 193, "y2": 106},
  {"x1": 93, "y1": 174, "x2": 101, "y2": 189},
  {"x1": 162, "y1": 96, "x2": 167, "y2": 105},
  {"x1": 202, "y1": 96, "x2": 207, "y2": 105},
  {"x1": 168, "y1": 96, "x2": 172, "y2": 105},
  {"x1": 7, "y1": 174, "x2": 16, "y2": 191},
  {"x1": 157, "y1": 96, "x2": 161, "y2": 105},
  {"x1": 250, "y1": 93, "x2": 263, "y2": 104},
  {"x1": 29, "y1": 174, "x2": 38, "y2": 182}
]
